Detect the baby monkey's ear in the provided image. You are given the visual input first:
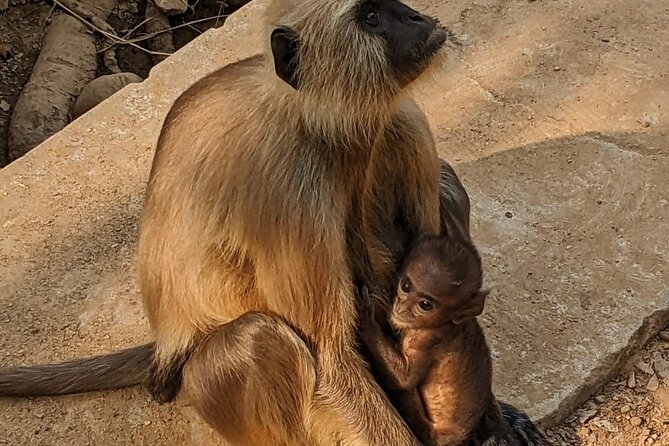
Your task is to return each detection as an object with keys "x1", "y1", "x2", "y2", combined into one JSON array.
[{"x1": 452, "y1": 289, "x2": 489, "y2": 324}]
